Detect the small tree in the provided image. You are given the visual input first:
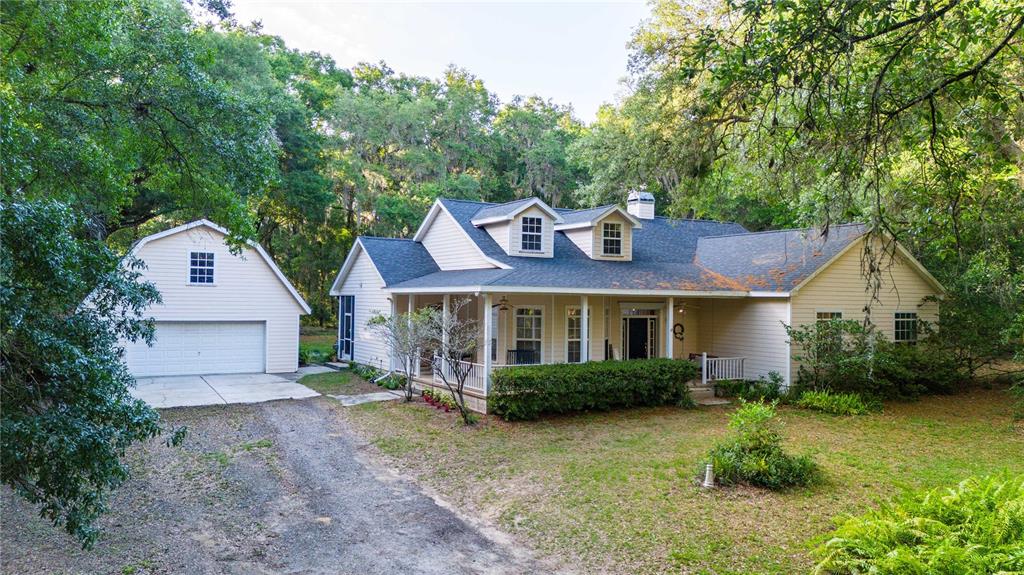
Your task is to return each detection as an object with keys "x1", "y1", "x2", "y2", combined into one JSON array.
[
  {"x1": 368, "y1": 308, "x2": 433, "y2": 401},
  {"x1": 424, "y1": 298, "x2": 479, "y2": 425}
]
